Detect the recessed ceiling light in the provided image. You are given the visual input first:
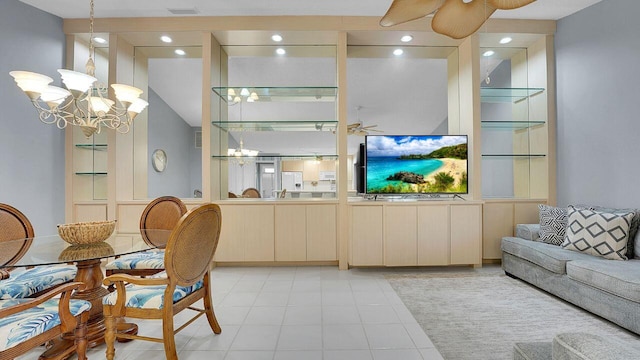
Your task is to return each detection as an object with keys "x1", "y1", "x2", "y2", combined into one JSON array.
[
  {"x1": 499, "y1": 37, "x2": 513, "y2": 44},
  {"x1": 161, "y1": 35, "x2": 173, "y2": 43},
  {"x1": 271, "y1": 34, "x2": 283, "y2": 42},
  {"x1": 276, "y1": 48, "x2": 286, "y2": 55},
  {"x1": 483, "y1": 50, "x2": 495, "y2": 57},
  {"x1": 93, "y1": 37, "x2": 107, "y2": 44},
  {"x1": 175, "y1": 49, "x2": 186, "y2": 56},
  {"x1": 393, "y1": 48, "x2": 404, "y2": 56},
  {"x1": 400, "y1": 35, "x2": 413, "y2": 43}
]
